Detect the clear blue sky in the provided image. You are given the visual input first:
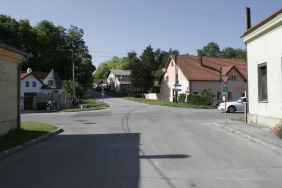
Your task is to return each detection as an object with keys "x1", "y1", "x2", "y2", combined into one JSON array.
[{"x1": 1, "y1": 0, "x2": 281, "y2": 68}]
